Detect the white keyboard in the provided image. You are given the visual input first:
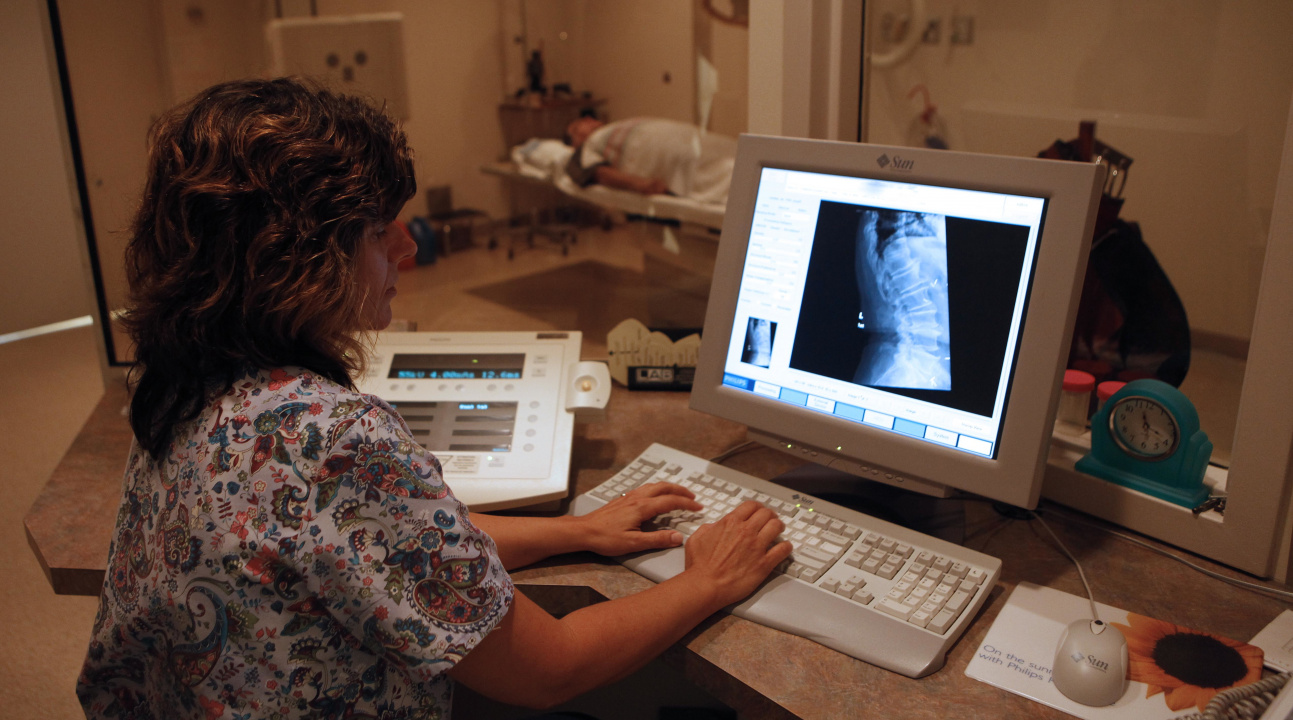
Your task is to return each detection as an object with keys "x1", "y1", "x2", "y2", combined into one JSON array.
[{"x1": 569, "y1": 443, "x2": 1002, "y2": 678}]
